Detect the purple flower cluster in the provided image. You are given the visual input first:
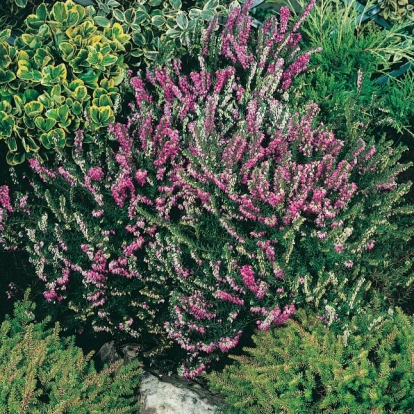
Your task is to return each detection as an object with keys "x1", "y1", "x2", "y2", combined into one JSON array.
[{"x1": 0, "y1": 186, "x2": 13, "y2": 213}]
